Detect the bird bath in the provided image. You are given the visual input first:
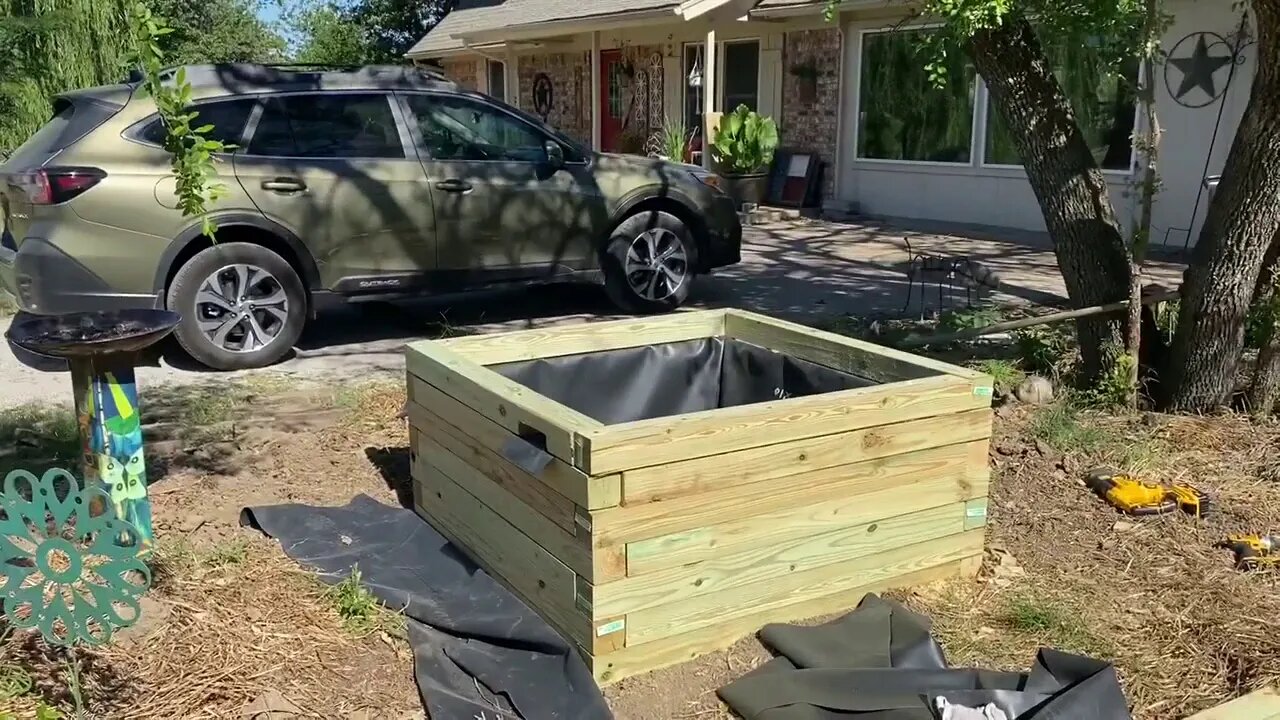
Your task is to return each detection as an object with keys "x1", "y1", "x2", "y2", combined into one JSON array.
[{"x1": 6, "y1": 309, "x2": 180, "y2": 553}]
